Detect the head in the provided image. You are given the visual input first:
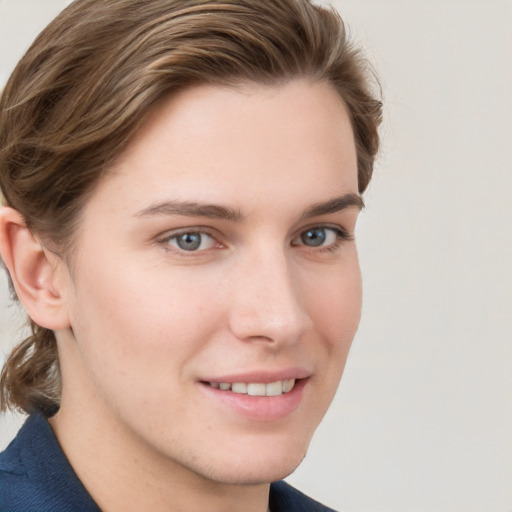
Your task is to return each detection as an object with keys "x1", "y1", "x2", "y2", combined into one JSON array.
[{"x1": 0, "y1": 0, "x2": 381, "y2": 486}]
